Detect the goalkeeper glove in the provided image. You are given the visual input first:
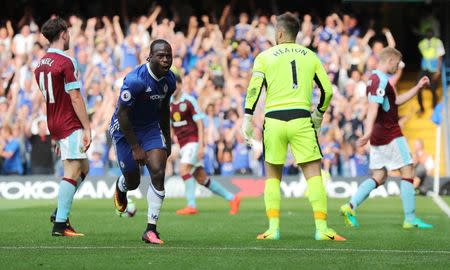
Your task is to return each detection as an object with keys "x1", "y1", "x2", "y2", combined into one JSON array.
[
  {"x1": 311, "y1": 110, "x2": 324, "y2": 135},
  {"x1": 241, "y1": 114, "x2": 254, "y2": 146}
]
